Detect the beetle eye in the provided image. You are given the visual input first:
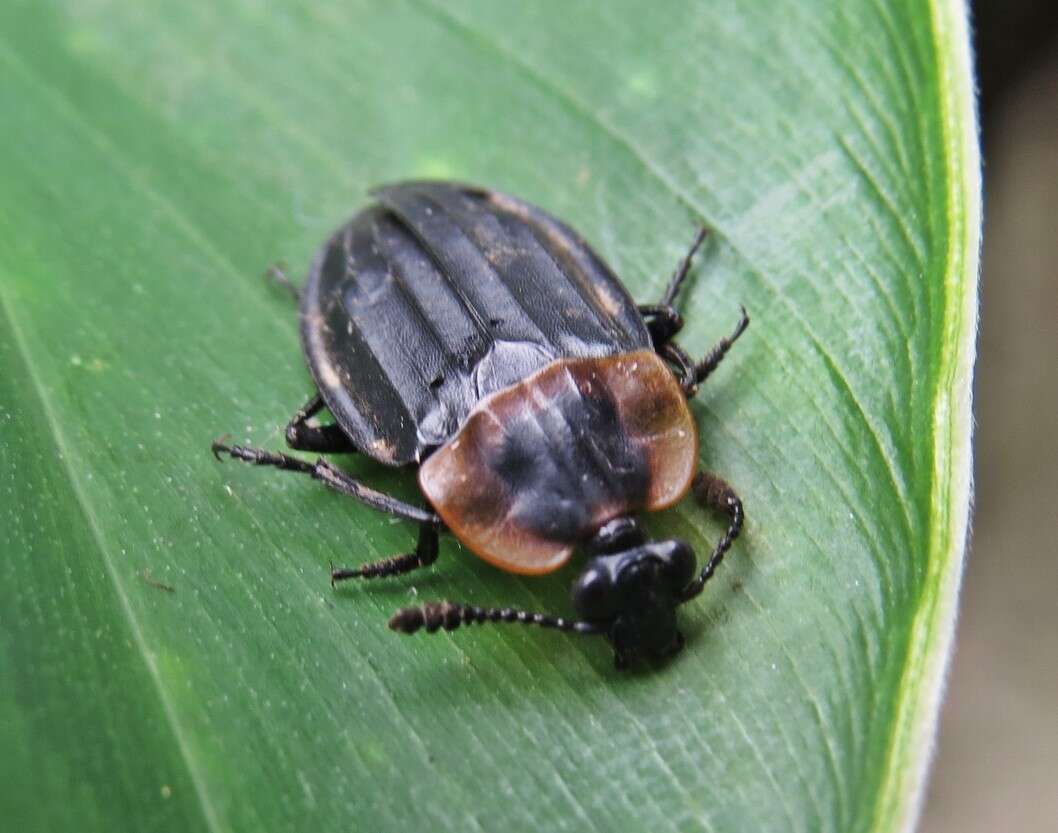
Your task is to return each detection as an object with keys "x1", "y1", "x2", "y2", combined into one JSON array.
[
  {"x1": 658, "y1": 541, "x2": 696, "y2": 593},
  {"x1": 571, "y1": 563, "x2": 617, "y2": 622}
]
